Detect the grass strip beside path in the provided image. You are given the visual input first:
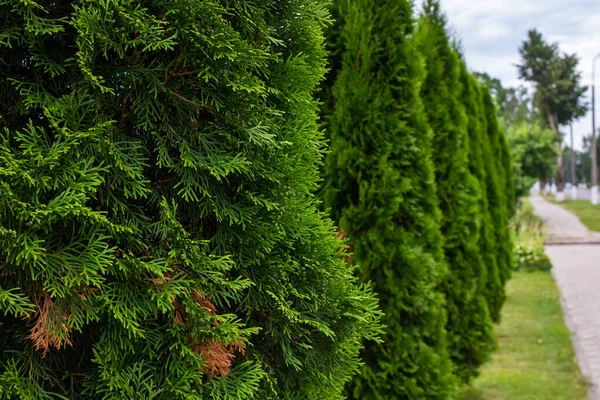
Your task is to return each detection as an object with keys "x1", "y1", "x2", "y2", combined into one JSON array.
[
  {"x1": 554, "y1": 199, "x2": 600, "y2": 232},
  {"x1": 461, "y1": 271, "x2": 588, "y2": 400}
]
